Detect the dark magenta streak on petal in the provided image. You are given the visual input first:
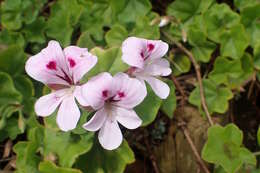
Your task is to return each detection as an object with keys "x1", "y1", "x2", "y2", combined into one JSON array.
[{"x1": 46, "y1": 61, "x2": 57, "y2": 70}]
